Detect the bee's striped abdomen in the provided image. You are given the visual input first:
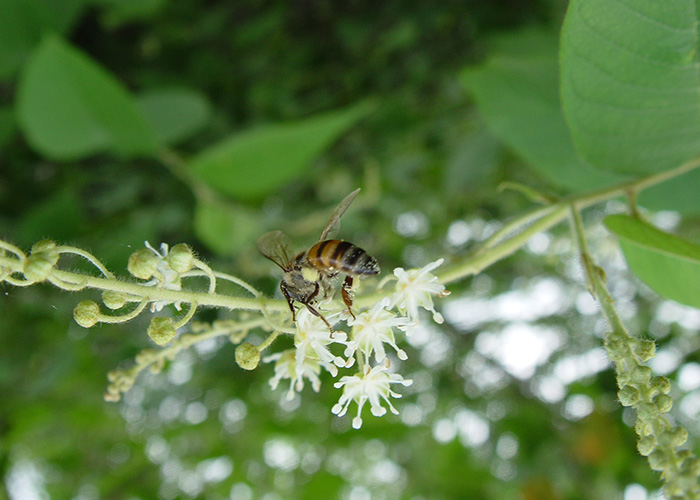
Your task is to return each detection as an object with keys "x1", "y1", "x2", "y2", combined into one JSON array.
[{"x1": 307, "y1": 239, "x2": 379, "y2": 275}]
